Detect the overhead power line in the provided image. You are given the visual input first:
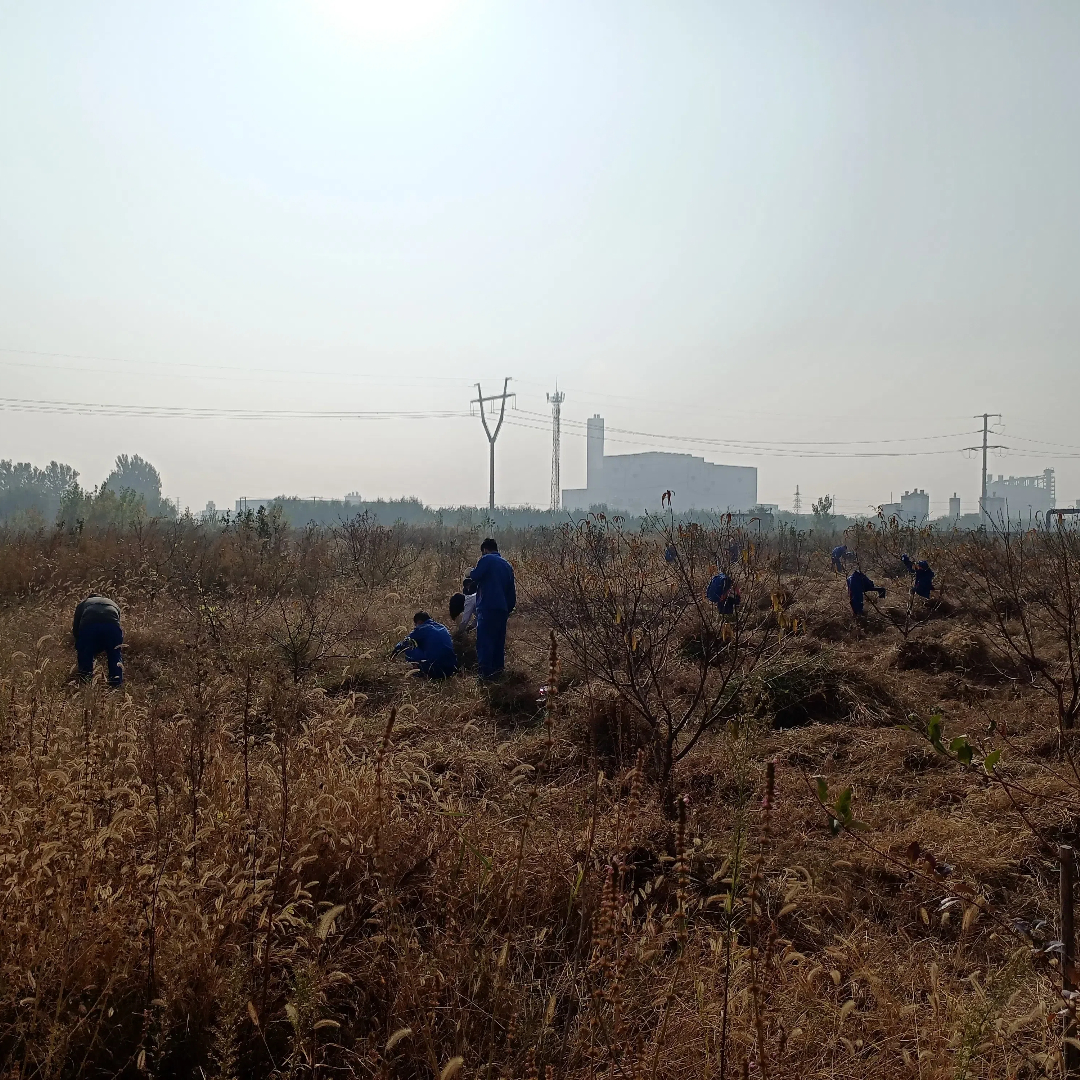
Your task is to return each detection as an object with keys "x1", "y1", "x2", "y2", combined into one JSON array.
[
  {"x1": 500, "y1": 415, "x2": 986, "y2": 459},
  {"x1": 514, "y1": 409, "x2": 980, "y2": 448},
  {"x1": 0, "y1": 347, "x2": 472, "y2": 386},
  {"x1": 0, "y1": 393, "x2": 1073, "y2": 465},
  {"x1": 0, "y1": 396, "x2": 470, "y2": 421}
]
